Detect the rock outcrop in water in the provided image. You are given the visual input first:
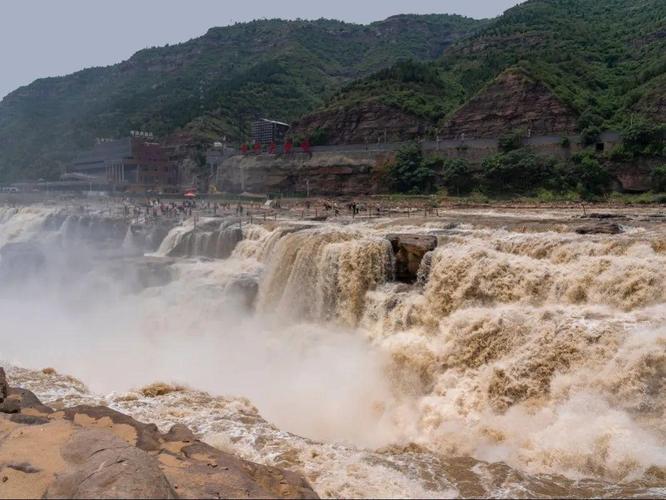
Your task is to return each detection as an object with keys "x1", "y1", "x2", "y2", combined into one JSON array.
[
  {"x1": 575, "y1": 222, "x2": 623, "y2": 235},
  {"x1": 386, "y1": 233, "x2": 438, "y2": 283},
  {"x1": 0, "y1": 369, "x2": 318, "y2": 499}
]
